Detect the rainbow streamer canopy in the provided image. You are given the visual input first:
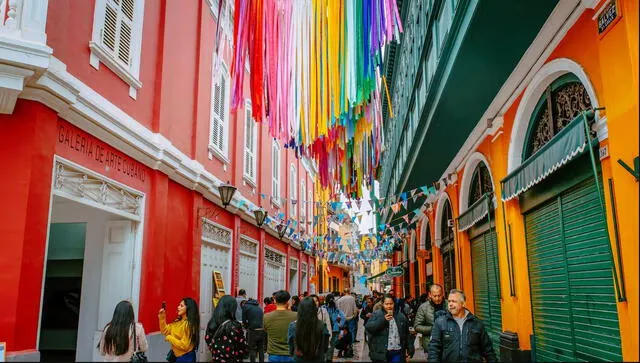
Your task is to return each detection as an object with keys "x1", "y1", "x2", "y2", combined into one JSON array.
[{"x1": 229, "y1": 0, "x2": 403, "y2": 197}]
